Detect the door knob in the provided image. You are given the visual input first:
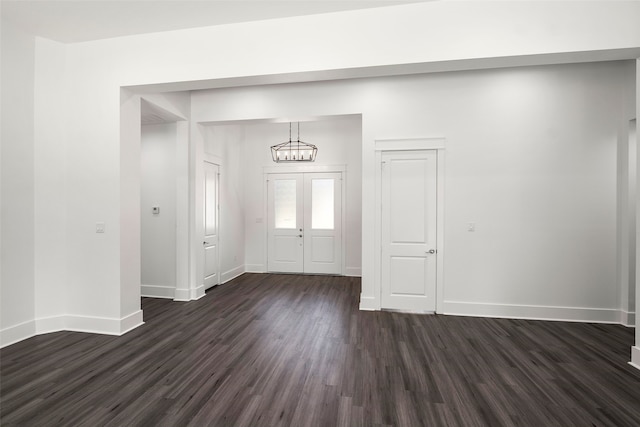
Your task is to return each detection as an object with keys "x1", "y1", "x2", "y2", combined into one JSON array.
[
  {"x1": 426, "y1": 249, "x2": 436, "y2": 254},
  {"x1": 203, "y1": 241, "x2": 209, "y2": 245},
  {"x1": 298, "y1": 234, "x2": 303, "y2": 237}
]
